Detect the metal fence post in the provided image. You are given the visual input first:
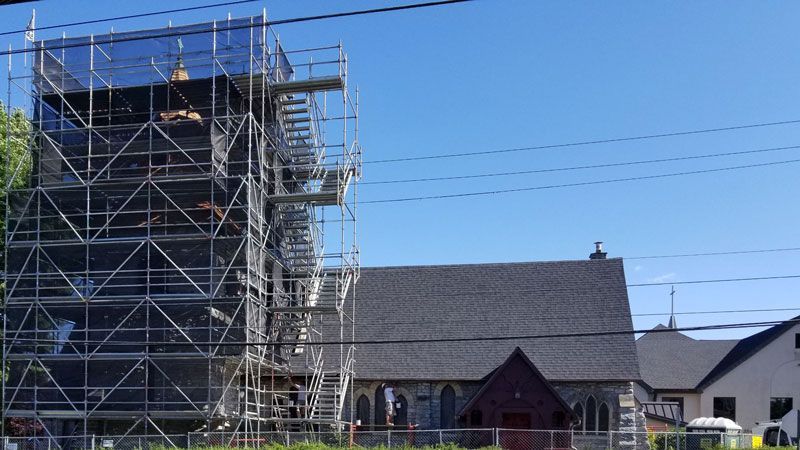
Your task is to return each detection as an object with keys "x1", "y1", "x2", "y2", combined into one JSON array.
[
  {"x1": 388, "y1": 429, "x2": 391, "y2": 447},
  {"x1": 439, "y1": 430, "x2": 443, "y2": 445},
  {"x1": 797, "y1": 410, "x2": 800, "y2": 450}
]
